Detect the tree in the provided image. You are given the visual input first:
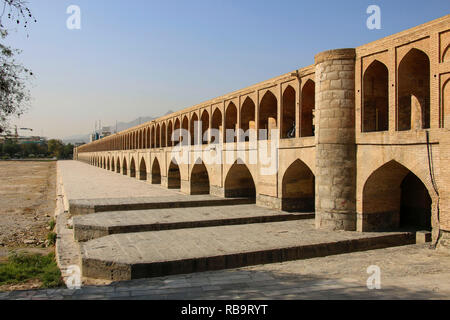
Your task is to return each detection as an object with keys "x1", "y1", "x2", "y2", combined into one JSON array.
[{"x1": 0, "y1": 0, "x2": 35, "y2": 133}]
